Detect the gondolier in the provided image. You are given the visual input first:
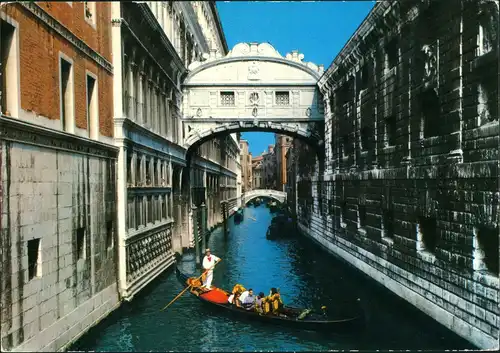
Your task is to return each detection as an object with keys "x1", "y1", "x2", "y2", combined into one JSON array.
[{"x1": 202, "y1": 248, "x2": 220, "y2": 290}]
